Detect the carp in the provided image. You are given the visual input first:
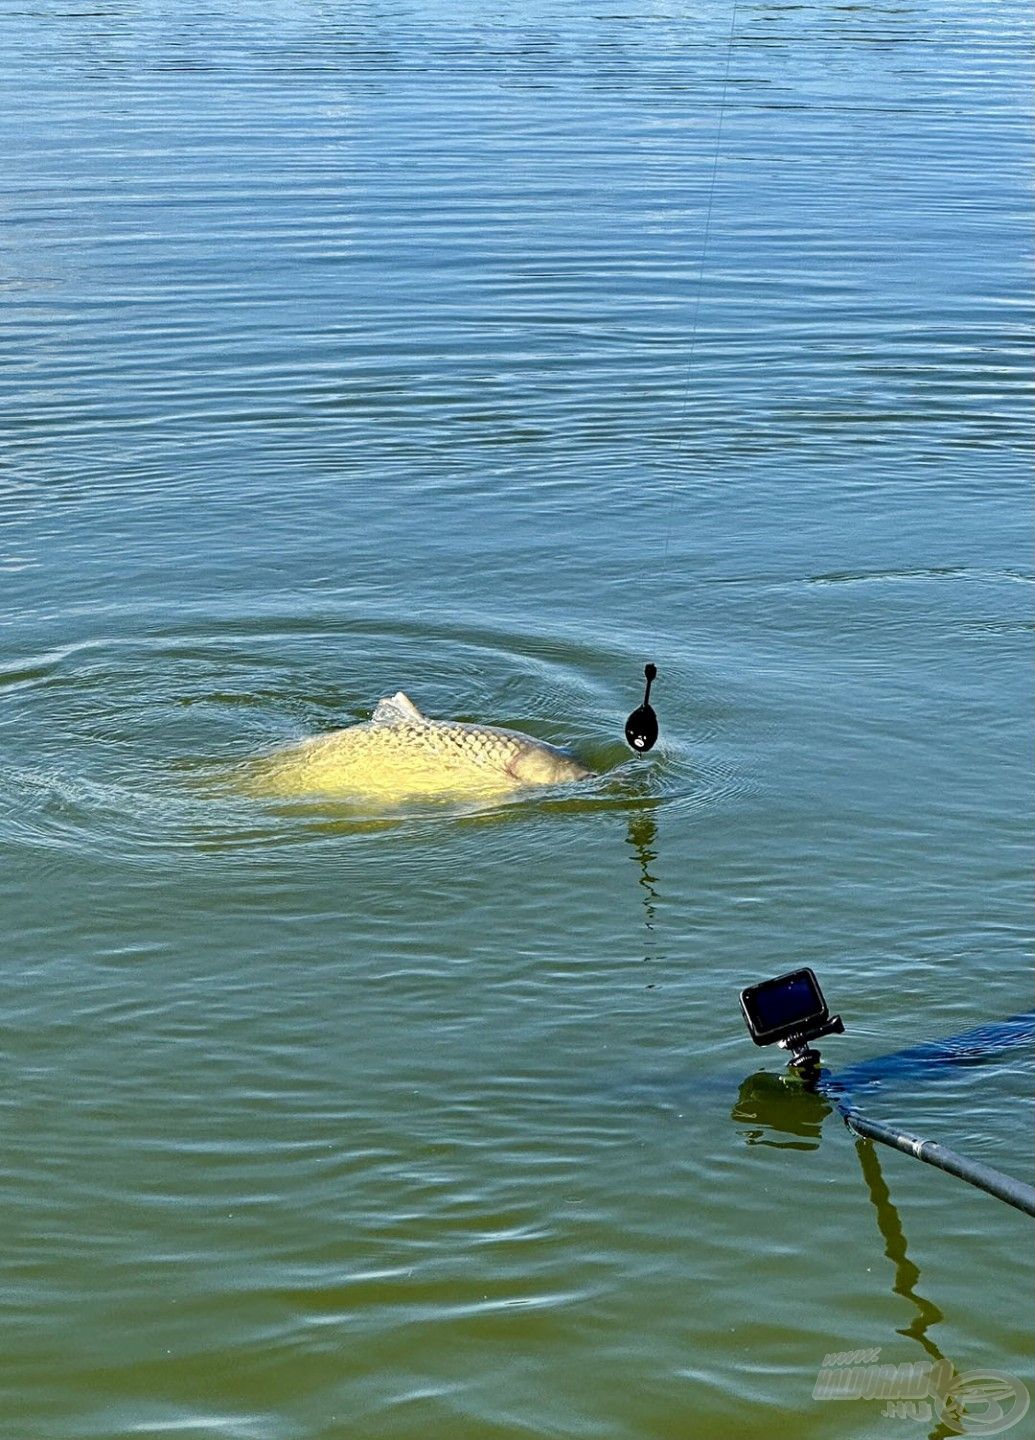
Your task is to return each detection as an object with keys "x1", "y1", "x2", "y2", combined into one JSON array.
[{"x1": 246, "y1": 691, "x2": 593, "y2": 802}]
